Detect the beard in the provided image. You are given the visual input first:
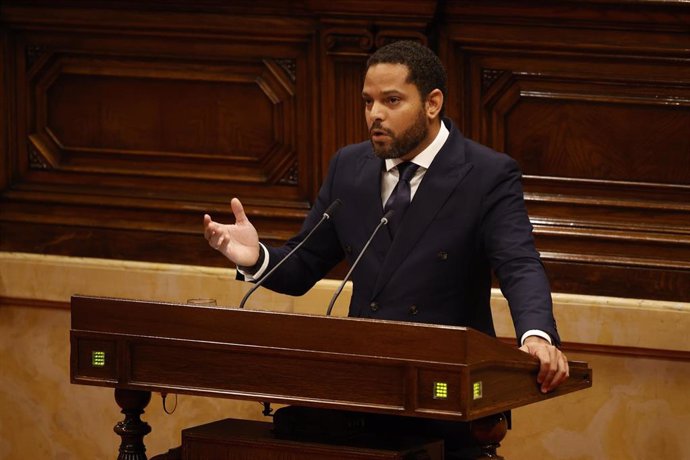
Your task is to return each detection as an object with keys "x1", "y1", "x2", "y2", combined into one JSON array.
[{"x1": 370, "y1": 109, "x2": 428, "y2": 160}]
